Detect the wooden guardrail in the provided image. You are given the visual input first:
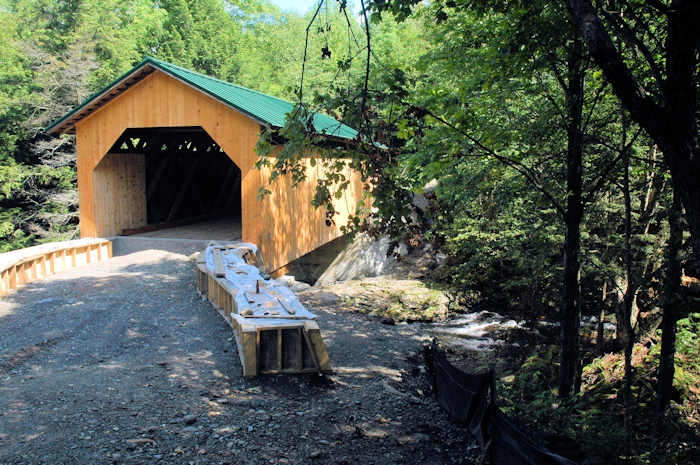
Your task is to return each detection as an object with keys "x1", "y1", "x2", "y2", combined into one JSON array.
[{"x1": 0, "y1": 239, "x2": 112, "y2": 297}]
